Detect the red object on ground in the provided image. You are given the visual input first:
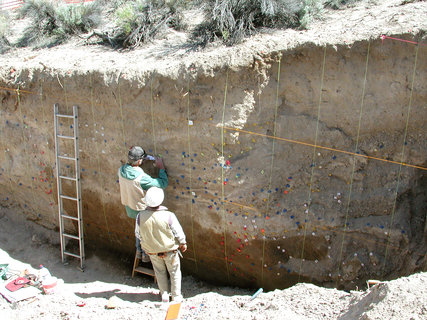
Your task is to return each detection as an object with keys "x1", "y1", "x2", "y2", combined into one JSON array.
[{"x1": 5, "y1": 277, "x2": 30, "y2": 292}]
